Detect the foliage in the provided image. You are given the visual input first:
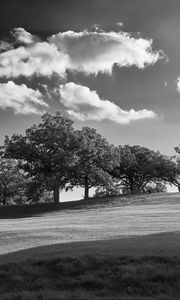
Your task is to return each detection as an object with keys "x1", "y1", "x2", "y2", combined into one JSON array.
[
  {"x1": 3, "y1": 111, "x2": 179, "y2": 206},
  {"x1": 94, "y1": 180, "x2": 122, "y2": 197},
  {"x1": 25, "y1": 174, "x2": 54, "y2": 203},
  {"x1": 68, "y1": 127, "x2": 120, "y2": 199},
  {"x1": 4, "y1": 112, "x2": 79, "y2": 204},
  {"x1": 143, "y1": 181, "x2": 167, "y2": 193},
  {"x1": 0, "y1": 157, "x2": 29, "y2": 205},
  {"x1": 168, "y1": 148, "x2": 180, "y2": 191},
  {"x1": 111, "y1": 145, "x2": 173, "y2": 194}
]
